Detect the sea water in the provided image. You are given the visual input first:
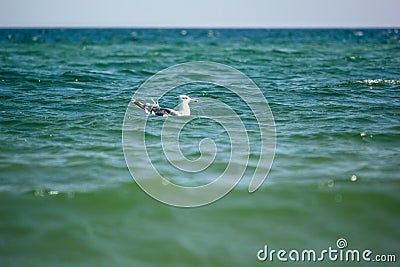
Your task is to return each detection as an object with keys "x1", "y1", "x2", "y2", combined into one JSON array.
[{"x1": 0, "y1": 29, "x2": 399, "y2": 266}]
